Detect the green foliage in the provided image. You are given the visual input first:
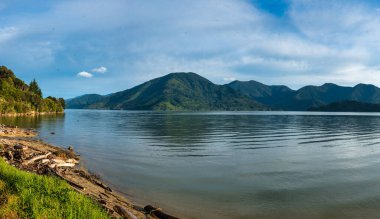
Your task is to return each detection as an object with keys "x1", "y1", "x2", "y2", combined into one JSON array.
[
  {"x1": 0, "y1": 66, "x2": 65, "y2": 114},
  {"x1": 0, "y1": 66, "x2": 16, "y2": 79},
  {"x1": 0, "y1": 158, "x2": 109, "y2": 219},
  {"x1": 29, "y1": 79, "x2": 42, "y2": 98}
]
